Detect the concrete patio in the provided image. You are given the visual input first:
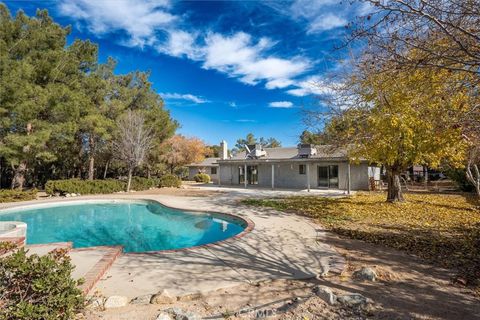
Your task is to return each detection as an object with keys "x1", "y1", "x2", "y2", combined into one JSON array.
[{"x1": 0, "y1": 188, "x2": 346, "y2": 298}]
